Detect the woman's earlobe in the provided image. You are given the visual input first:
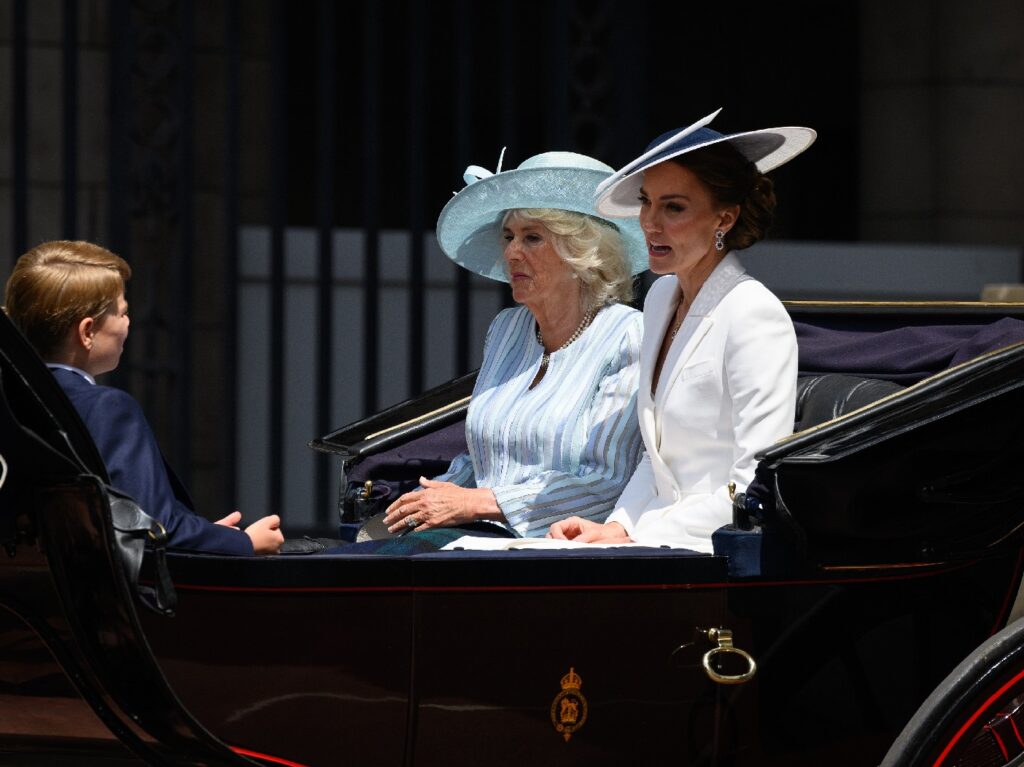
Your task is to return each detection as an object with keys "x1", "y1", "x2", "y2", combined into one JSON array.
[{"x1": 719, "y1": 205, "x2": 740, "y2": 231}]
